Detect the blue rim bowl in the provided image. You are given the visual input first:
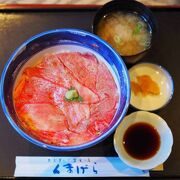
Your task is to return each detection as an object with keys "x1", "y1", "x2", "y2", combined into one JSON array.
[{"x1": 0, "y1": 29, "x2": 130, "y2": 151}]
